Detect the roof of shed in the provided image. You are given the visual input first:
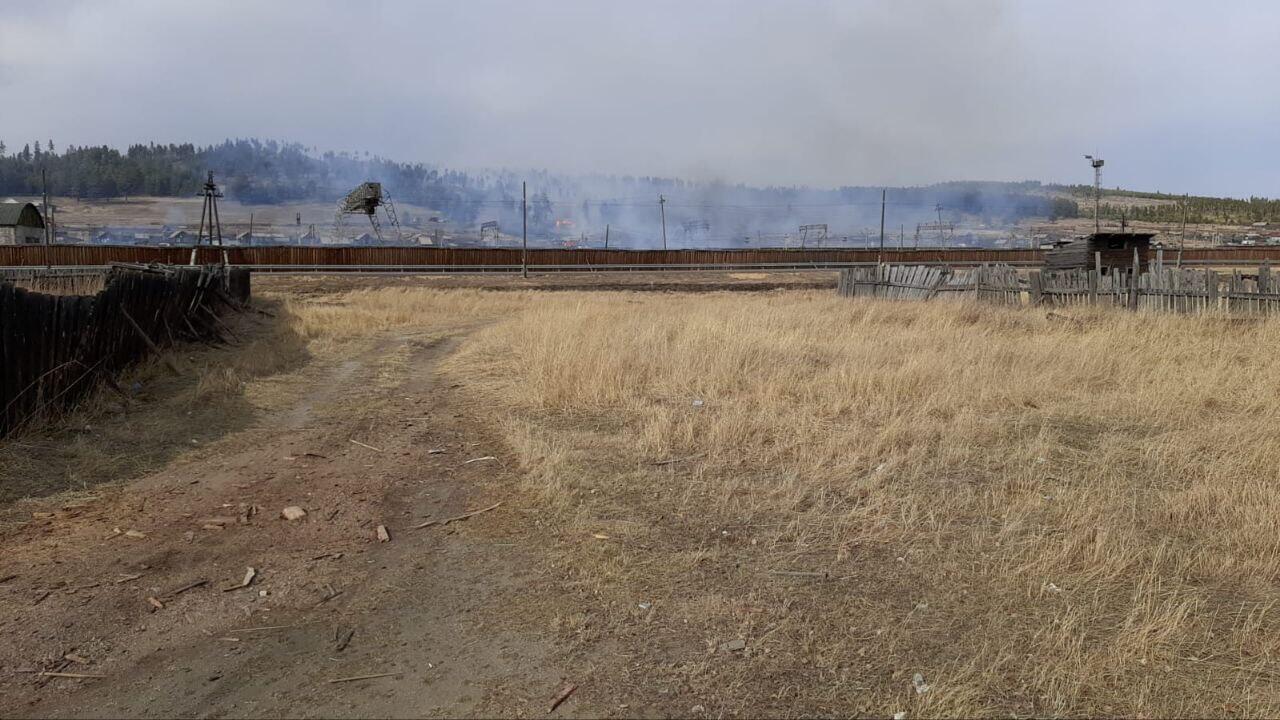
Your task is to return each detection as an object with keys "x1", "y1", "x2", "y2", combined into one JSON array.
[{"x1": 0, "y1": 202, "x2": 45, "y2": 228}]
